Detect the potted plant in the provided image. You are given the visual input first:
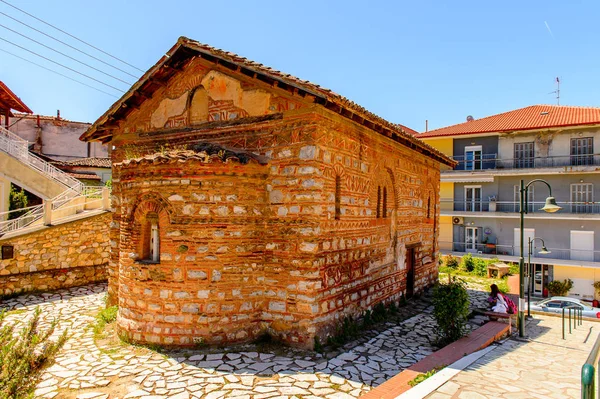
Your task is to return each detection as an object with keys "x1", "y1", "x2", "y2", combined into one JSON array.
[
  {"x1": 592, "y1": 281, "x2": 600, "y2": 307},
  {"x1": 488, "y1": 195, "x2": 497, "y2": 212}
]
